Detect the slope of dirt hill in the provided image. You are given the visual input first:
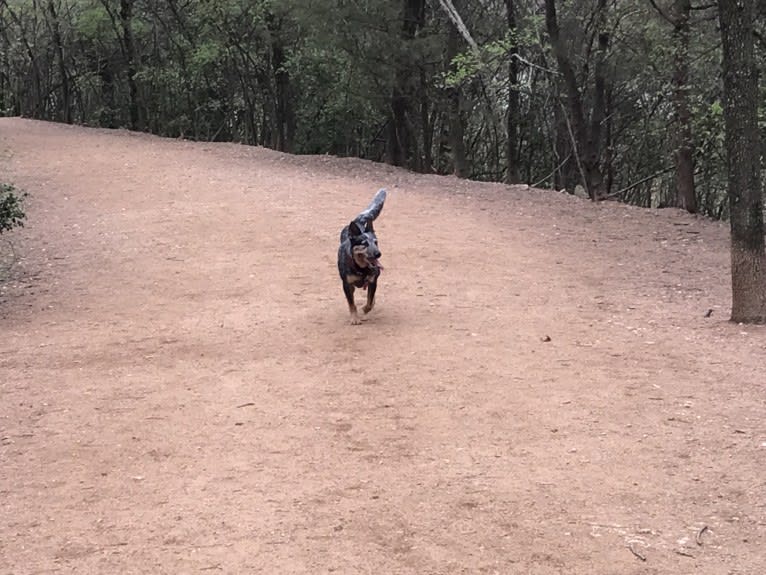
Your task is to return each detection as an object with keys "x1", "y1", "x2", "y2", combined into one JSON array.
[{"x1": 1, "y1": 118, "x2": 764, "y2": 574}]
